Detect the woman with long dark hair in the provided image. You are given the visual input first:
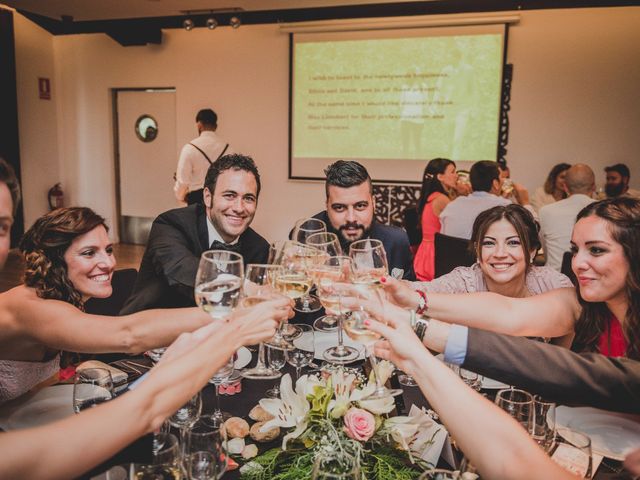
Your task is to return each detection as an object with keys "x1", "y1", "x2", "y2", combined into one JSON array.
[
  {"x1": 531, "y1": 162, "x2": 571, "y2": 213},
  {"x1": 413, "y1": 158, "x2": 458, "y2": 281}
]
